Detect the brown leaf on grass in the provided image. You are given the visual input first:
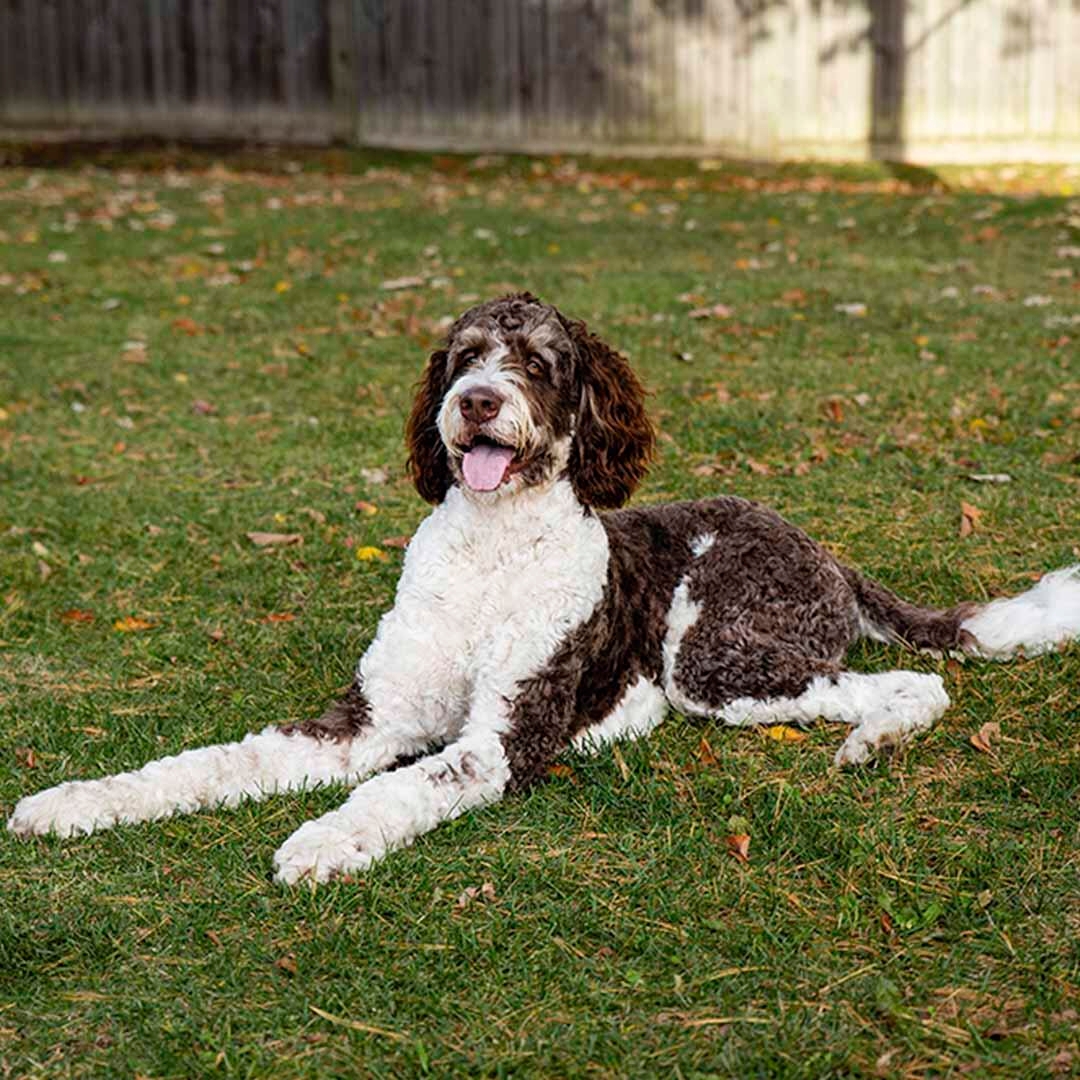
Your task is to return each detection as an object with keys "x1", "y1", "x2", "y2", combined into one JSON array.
[
  {"x1": 455, "y1": 881, "x2": 497, "y2": 909},
  {"x1": 191, "y1": 399, "x2": 217, "y2": 416},
  {"x1": 354, "y1": 500, "x2": 379, "y2": 516},
  {"x1": 726, "y1": 834, "x2": 751, "y2": 864},
  {"x1": 275, "y1": 954, "x2": 298, "y2": 976},
  {"x1": 60, "y1": 608, "x2": 95, "y2": 625},
  {"x1": 261, "y1": 613, "x2": 296, "y2": 624},
  {"x1": 548, "y1": 763, "x2": 576, "y2": 781},
  {"x1": 114, "y1": 616, "x2": 154, "y2": 632},
  {"x1": 959, "y1": 501, "x2": 983, "y2": 538},
  {"x1": 171, "y1": 316, "x2": 205, "y2": 336},
  {"x1": 688, "y1": 302, "x2": 735, "y2": 319},
  {"x1": 381, "y1": 534, "x2": 412, "y2": 550},
  {"x1": 970, "y1": 721, "x2": 1001, "y2": 753},
  {"x1": 246, "y1": 531, "x2": 303, "y2": 548},
  {"x1": 696, "y1": 737, "x2": 719, "y2": 767},
  {"x1": 15, "y1": 747, "x2": 37, "y2": 769}
]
